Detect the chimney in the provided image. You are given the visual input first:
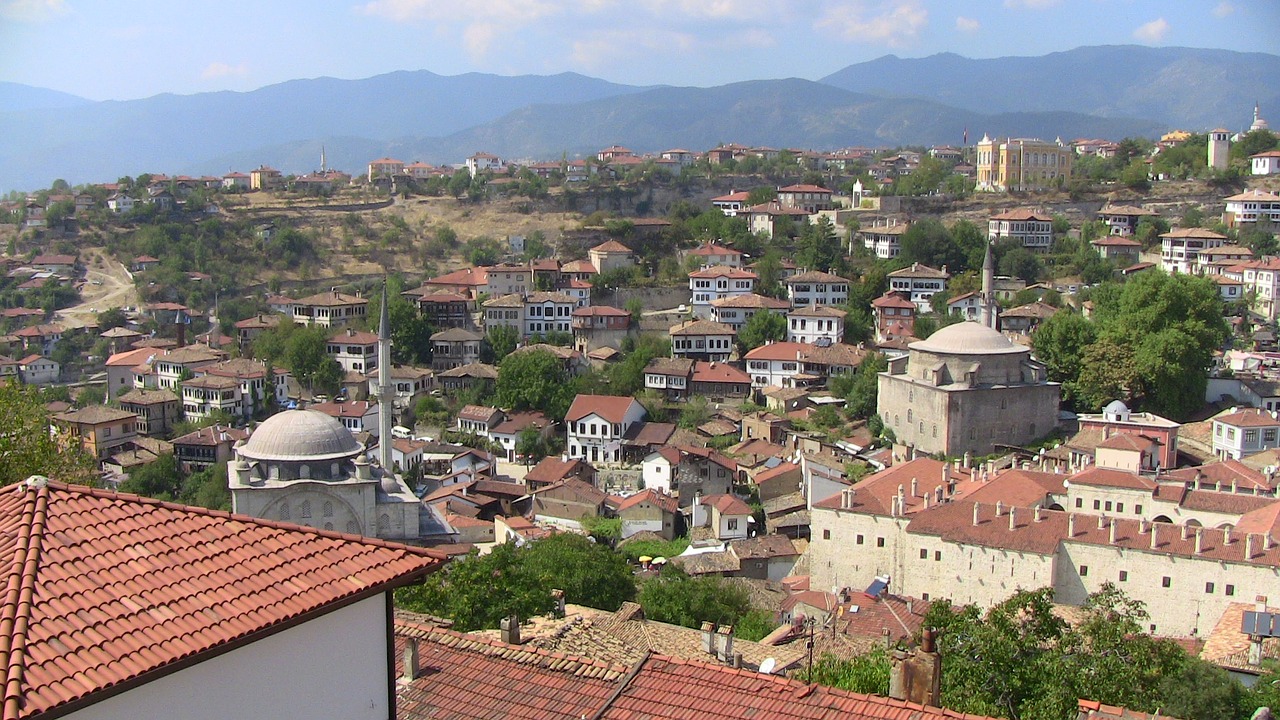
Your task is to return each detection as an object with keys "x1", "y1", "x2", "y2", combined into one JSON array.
[
  {"x1": 1195, "y1": 528, "x2": 1204, "y2": 555},
  {"x1": 1008, "y1": 507, "x2": 1016, "y2": 531},
  {"x1": 1224, "y1": 526, "x2": 1234, "y2": 545},
  {"x1": 995, "y1": 500, "x2": 1004, "y2": 517},
  {"x1": 1109, "y1": 519, "x2": 1117, "y2": 545},
  {"x1": 972, "y1": 503, "x2": 980, "y2": 526},
  {"x1": 889, "y1": 629, "x2": 942, "y2": 707},
  {"x1": 910, "y1": 477, "x2": 918, "y2": 498},
  {"x1": 701, "y1": 622, "x2": 715, "y2": 655},
  {"x1": 500, "y1": 615, "x2": 521, "y2": 645},
  {"x1": 923, "y1": 493, "x2": 930, "y2": 509},
  {"x1": 551, "y1": 589, "x2": 566, "y2": 616},
  {"x1": 1245, "y1": 533, "x2": 1256, "y2": 560},
  {"x1": 716, "y1": 625, "x2": 734, "y2": 662},
  {"x1": 1181, "y1": 523, "x2": 1191, "y2": 541},
  {"x1": 1068, "y1": 513, "x2": 1076, "y2": 537},
  {"x1": 1150, "y1": 522, "x2": 1159, "y2": 550},
  {"x1": 401, "y1": 637, "x2": 419, "y2": 682},
  {"x1": 1097, "y1": 514, "x2": 1107, "y2": 530},
  {"x1": 1034, "y1": 506, "x2": 1043, "y2": 522},
  {"x1": 963, "y1": 452, "x2": 971, "y2": 470}
]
